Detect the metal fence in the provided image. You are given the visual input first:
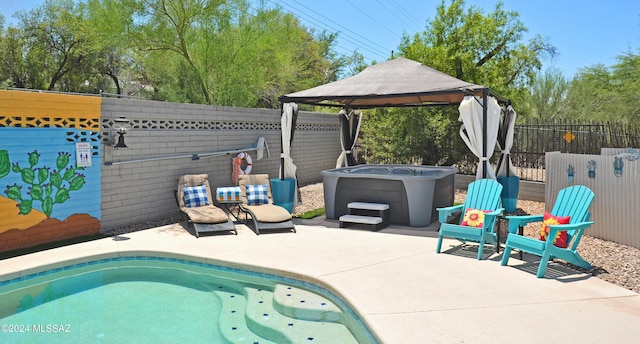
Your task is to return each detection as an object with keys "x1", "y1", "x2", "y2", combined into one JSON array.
[
  {"x1": 358, "y1": 119, "x2": 640, "y2": 182},
  {"x1": 511, "y1": 119, "x2": 640, "y2": 181},
  {"x1": 546, "y1": 151, "x2": 640, "y2": 249}
]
